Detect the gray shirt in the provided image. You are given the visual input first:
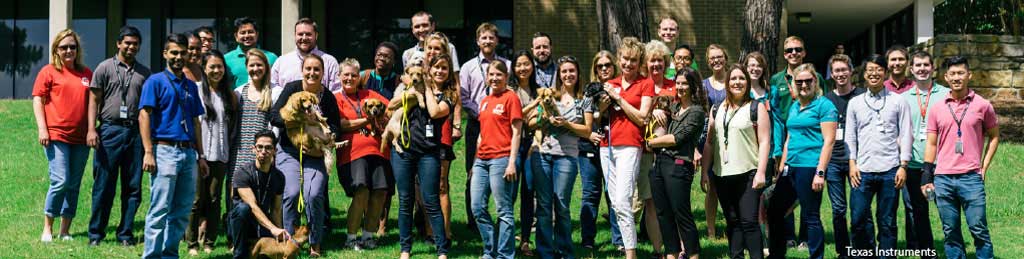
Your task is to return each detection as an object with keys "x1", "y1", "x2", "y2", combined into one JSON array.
[
  {"x1": 198, "y1": 82, "x2": 231, "y2": 162},
  {"x1": 845, "y1": 88, "x2": 913, "y2": 172},
  {"x1": 89, "y1": 57, "x2": 152, "y2": 122},
  {"x1": 539, "y1": 95, "x2": 592, "y2": 157}
]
